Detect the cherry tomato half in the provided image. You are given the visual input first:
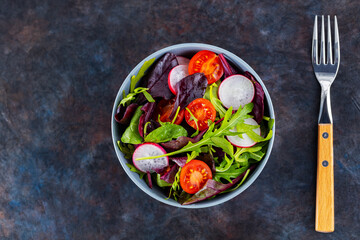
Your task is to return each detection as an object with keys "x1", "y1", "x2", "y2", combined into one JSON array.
[
  {"x1": 188, "y1": 50, "x2": 224, "y2": 84},
  {"x1": 180, "y1": 160, "x2": 213, "y2": 194},
  {"x1": 185, "y1": 98, "x2": 216, "y2": 131},
  {"x1": 155, "y1": 98, "x2": 184, "y2": 125}
]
